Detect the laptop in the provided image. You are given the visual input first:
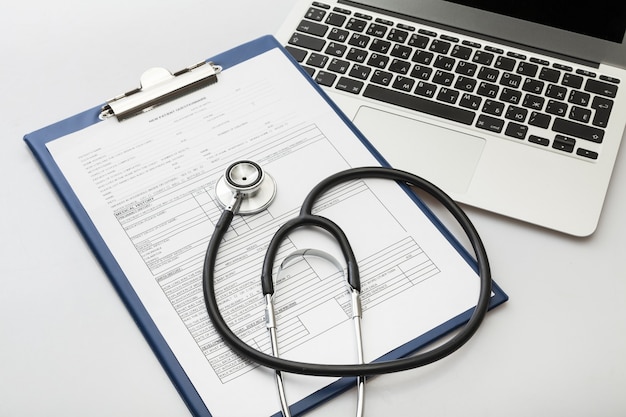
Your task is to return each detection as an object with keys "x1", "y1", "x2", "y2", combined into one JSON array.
[{"x1": 275, "y1": 0, "x2": 626, "y2": 236}]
